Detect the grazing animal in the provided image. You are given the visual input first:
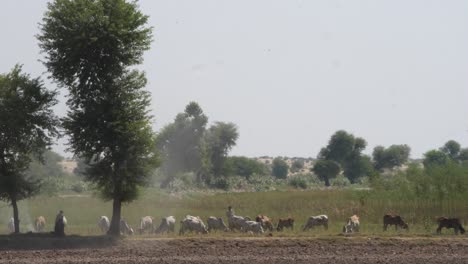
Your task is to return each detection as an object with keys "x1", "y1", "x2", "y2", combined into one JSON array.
[
  {"x1": 154, "y1": 216, "x2": 176, "y2": 234},
  {"x1": 7, "y1": 217, "x2": 16, "y2": 233},
  {"x1": 436, "y1": 217, "x2": 465, "y2": 235},
  {"x1": 383, "y1": 214, "x2": 408, "y2": 231},
  {"x1": 226, "y1": 206, "x2": 250, "y2": 231},
  {"x1": 98, "y1": 216, "x2": 110, "y2": 233},
  {"x1": 35, "y1": 216, "x2": 46, "y2": 233},
  {"x1": 179, "y1": 215, "x2": 208, "y2": 235},
  {"x1": 139, "y1": 216, "x2": 154, "y2": 234},
  {"x1": 303, "y1": 215, "x2": 328, "y2": 231},
  {"x1": 207, "y1": 217, "x2": 229, "y2": 232},
  {"x1": 277, "y1": 217, "x2": 294, "y2": 231},
  {"x1": 242, "y1": 220, "x2": 264, "y2": 234},
  {"x1": 120, "y1": 219, "x2": 134, "y2": 235},
  {"x1": 255, "y1": 215, "x2": 274, "y2": 232},
  {"x1": 343, "y1": 215, "x2": 360, "y2": 233}
]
